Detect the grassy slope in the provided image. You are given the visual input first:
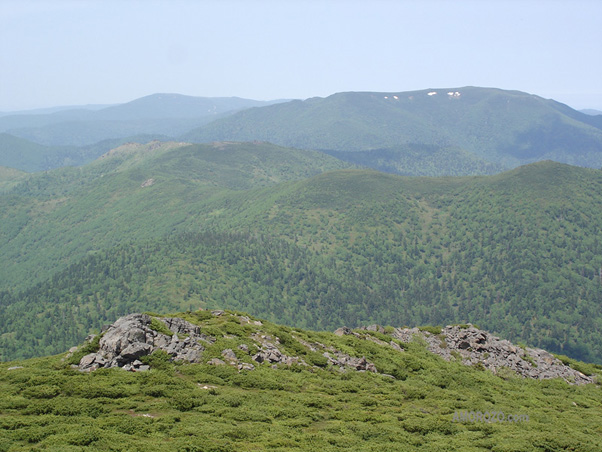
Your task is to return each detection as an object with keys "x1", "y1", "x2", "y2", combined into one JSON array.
[
  {"x1": 184, "y1": 87, "x2": 602, "y2": 171},
  {"x1": 0, "y1": 309, "x2": 601, "y2": 451}
]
